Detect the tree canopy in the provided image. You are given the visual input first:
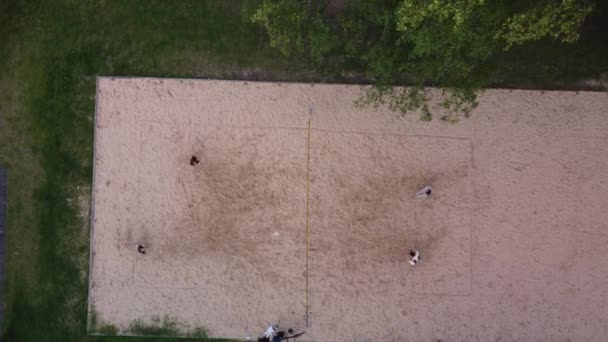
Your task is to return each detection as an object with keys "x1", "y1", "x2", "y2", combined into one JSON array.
[{"x1": 246, "y1": 0, "x2": 593, "y2": 120}]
